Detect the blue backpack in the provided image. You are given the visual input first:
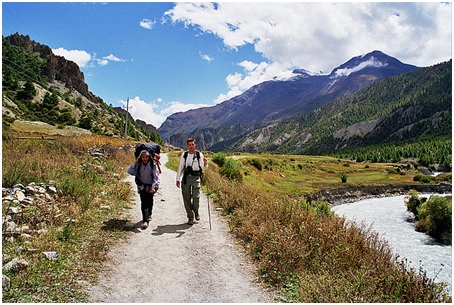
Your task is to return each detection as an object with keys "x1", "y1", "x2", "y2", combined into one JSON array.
[{"x1": 134, "y1": 143, "x2": 160, "y2": 158}]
